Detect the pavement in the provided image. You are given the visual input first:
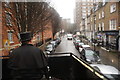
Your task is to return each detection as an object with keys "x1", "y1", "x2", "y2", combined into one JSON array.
[{"x1": 83, "y1": 39, "x2": 120, "y2": 70}]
